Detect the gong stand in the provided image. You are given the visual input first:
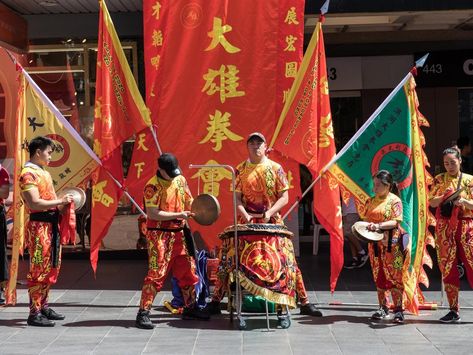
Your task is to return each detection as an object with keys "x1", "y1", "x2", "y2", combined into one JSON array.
[{"x1": 188, "y1": 164, "x2": 241, "y2": 322}]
